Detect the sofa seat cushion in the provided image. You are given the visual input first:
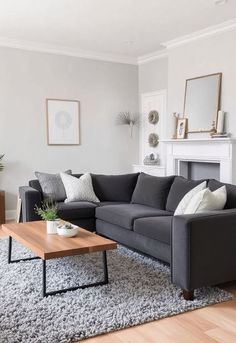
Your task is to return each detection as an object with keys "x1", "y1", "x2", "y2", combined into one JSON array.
[
  {"x1": 166, "y1": 176, "x2": 207, "y2": 212},
  {"x1": 98, "y1": 201, "x2": 128, "y2": 207},
  {"x1": 134, "y1": 216, "x2": 173, "y2": 244},
  {"x1": 96, "y1": 204, "x2": 172, "y2": 230},
  {"x1": 131, "y1": 173, "x2": 175, "y2": 209},
  {"x1": 57, "y1": 201, "x2": 97, "y2": 220}
]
